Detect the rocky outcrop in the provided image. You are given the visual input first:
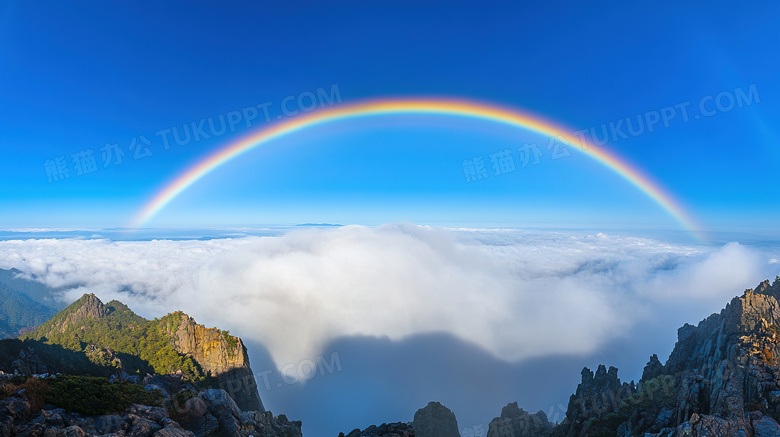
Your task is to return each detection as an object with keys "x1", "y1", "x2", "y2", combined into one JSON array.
[
  {"x1": 550, "y1": 364, "x2": 637, "y2": 437},
  {"x1": 657, "y1": 277, "x2": 780, "y2": 435},
  {"x1": 412, "y1": 401, "x2": 460, "y2": 437},
  {"x1": 547, "y1": 277, "x2": 780, "y2": 437},
  {"x1": 641, "y1": 354, "x2": 664, "y2": 382},
  {"x1": 339, "y1": 422, "x2": 415, "y2": 437},
  {"x1": 162, "y1": 312, "x2": 263, "y2": 413},
  {"x1": 487, "y1": 402, "x2": 552, "y2": 437},
  {"x1": 339, "y1": 401, "x2": 460, "y2": 437},
  {"x1": 241, "y1": 411, "x2": 303, "y2": 437},
  {"x1": 9, "y1": 347, "x2": 47, "y2": 375}
]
